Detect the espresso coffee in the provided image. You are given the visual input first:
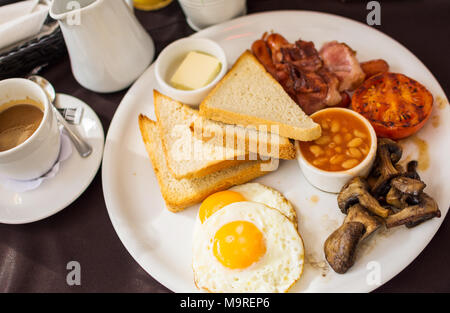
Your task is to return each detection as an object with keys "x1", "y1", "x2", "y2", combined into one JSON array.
[{"x1": 0, "y1": 104, "x2": 44, "y2": 152}]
